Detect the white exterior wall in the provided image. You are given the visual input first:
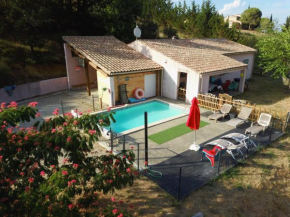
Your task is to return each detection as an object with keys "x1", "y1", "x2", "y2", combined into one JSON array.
[
  {"x1": 64, "y1": 43, "x2": 97, "y2": 89},
  {"x1": 201, "y1": 75, "x2": 210, "y2": 94},
  {"x1": 129, "y1": 41, "x2": 200, "y2": 103},
  {"x1": 227, "y1": 53, "x2": 255, "y2": 79}
]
